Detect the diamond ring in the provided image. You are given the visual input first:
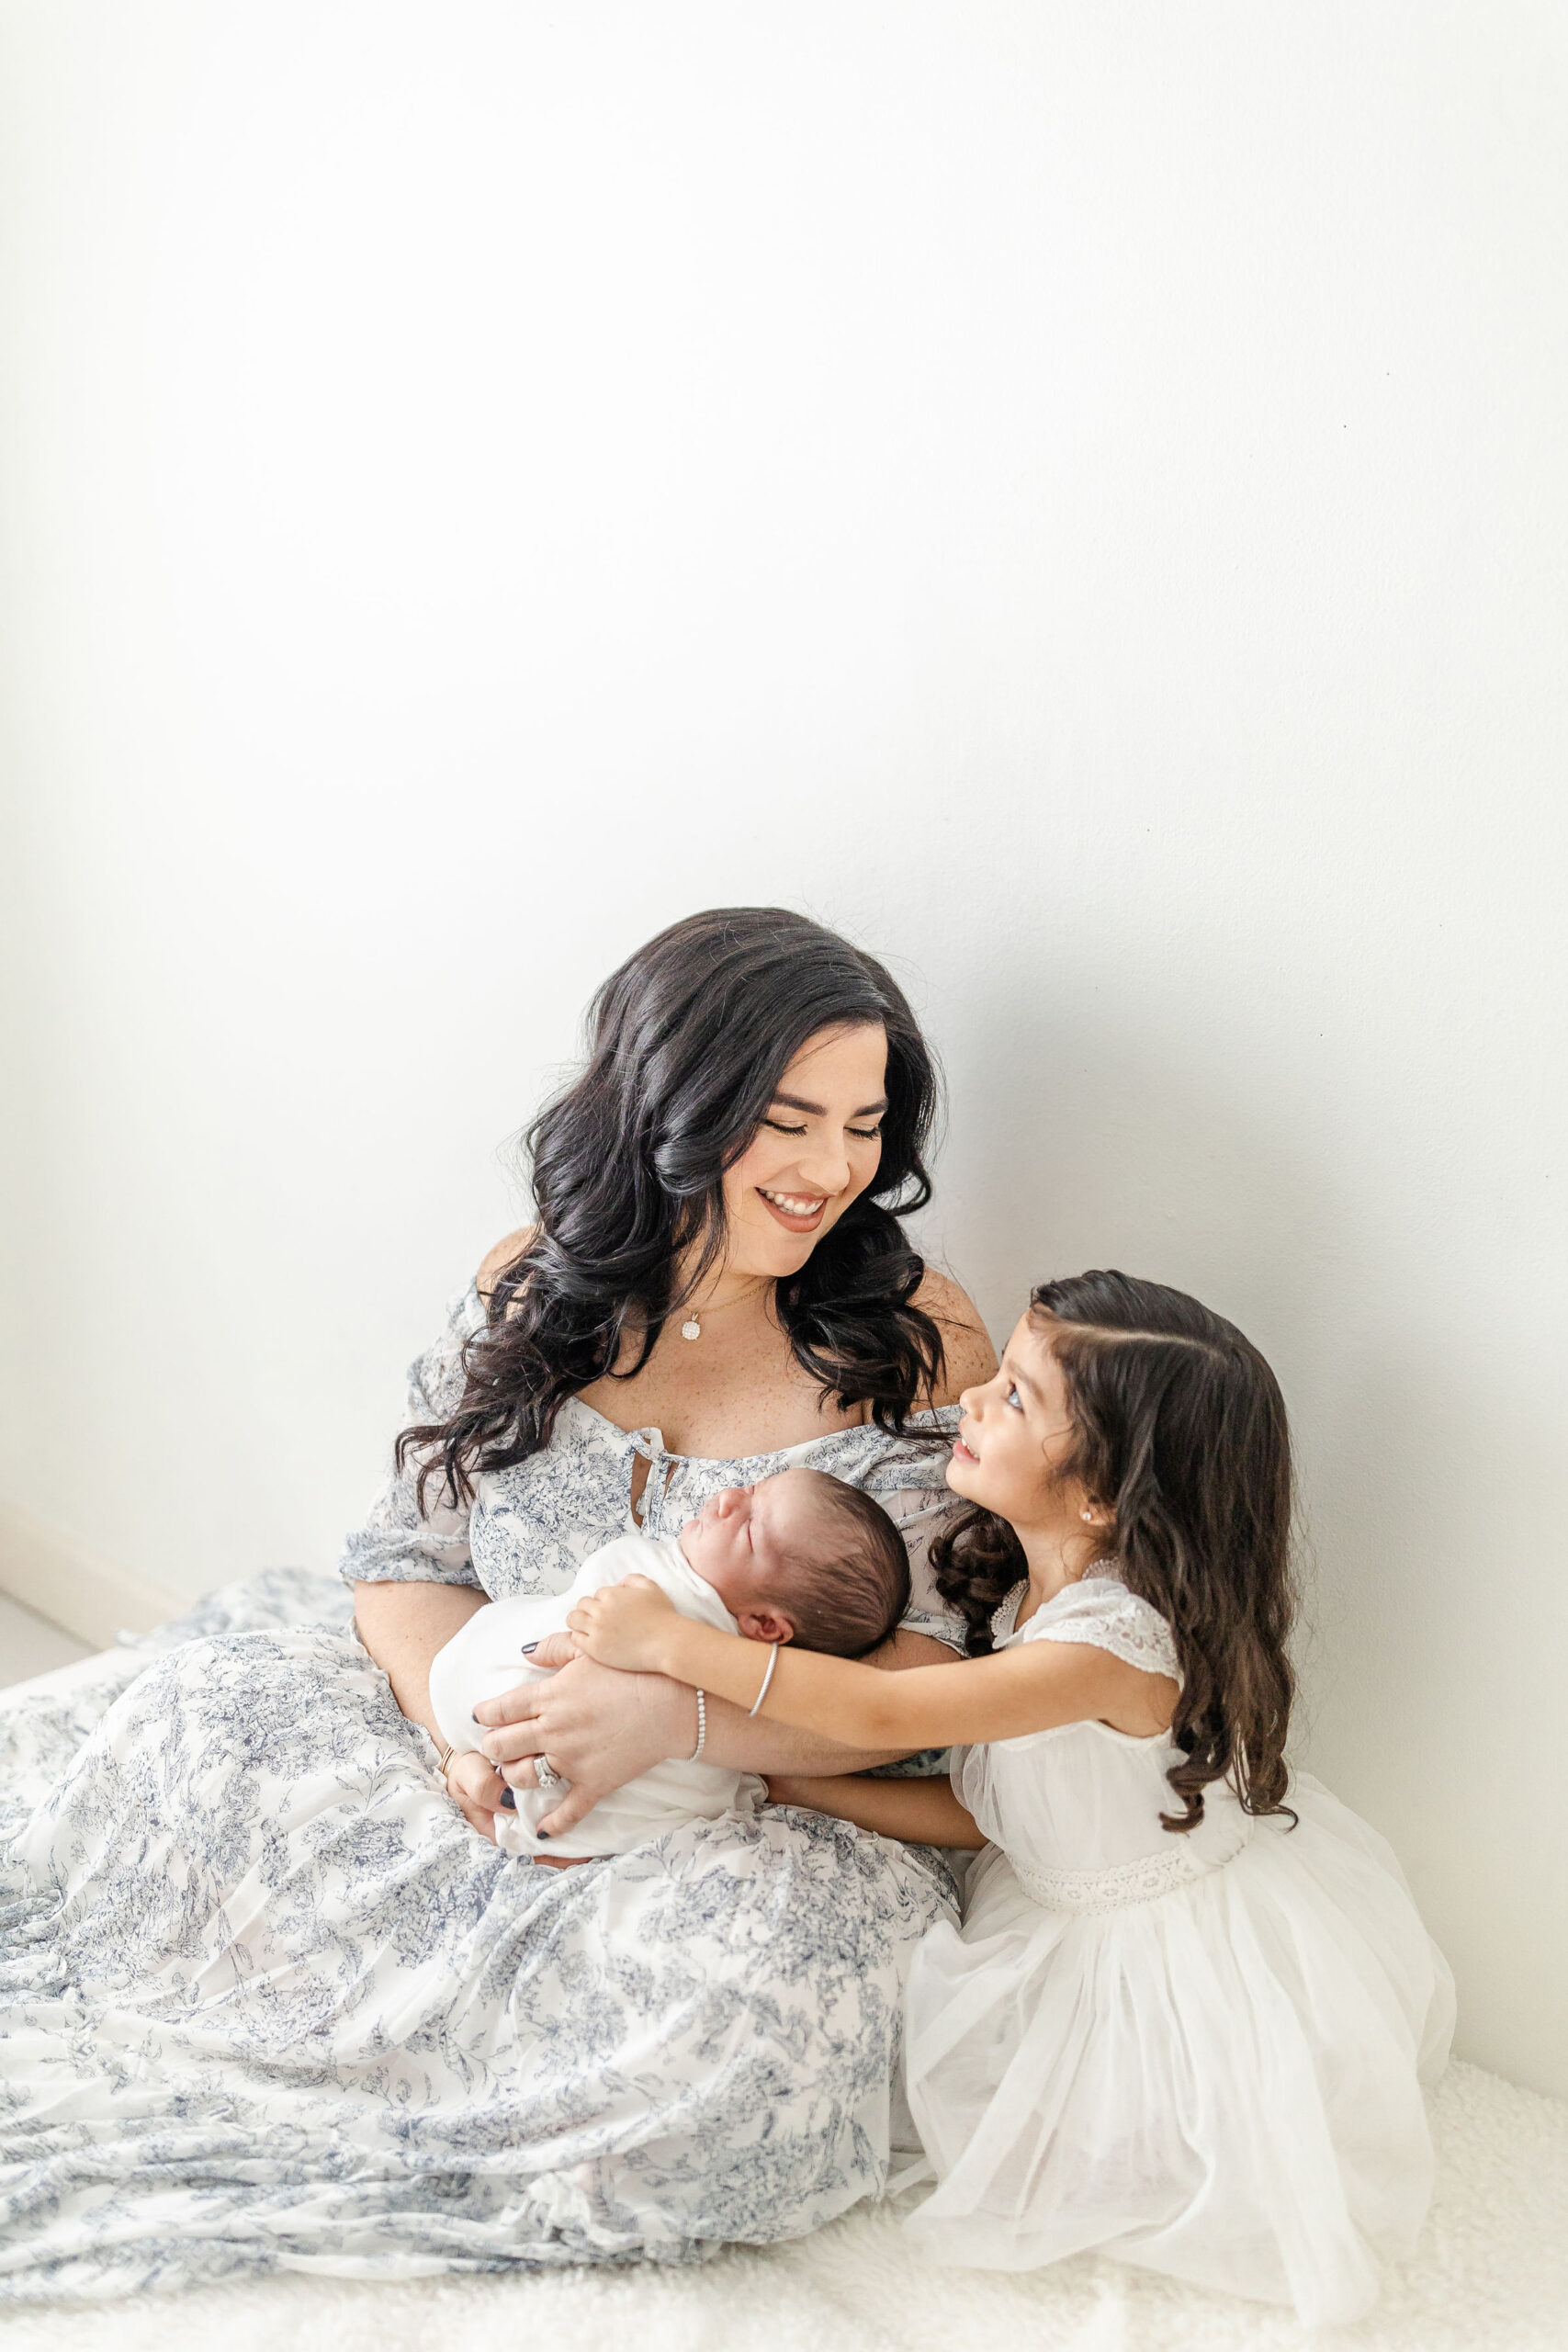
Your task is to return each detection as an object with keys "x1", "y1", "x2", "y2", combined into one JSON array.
[{"x1": 534, "y1": 1757, "x2": 564, "y2": 1793}]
